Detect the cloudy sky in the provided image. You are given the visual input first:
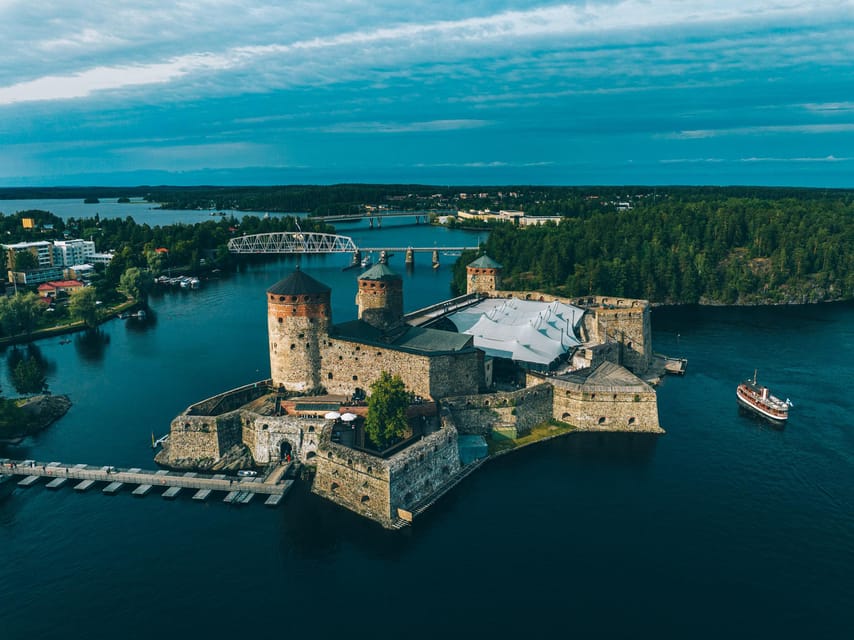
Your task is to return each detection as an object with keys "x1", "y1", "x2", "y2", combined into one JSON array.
[{"x1": 1, "y1": 0, "x2": 852, "y2": 187}]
